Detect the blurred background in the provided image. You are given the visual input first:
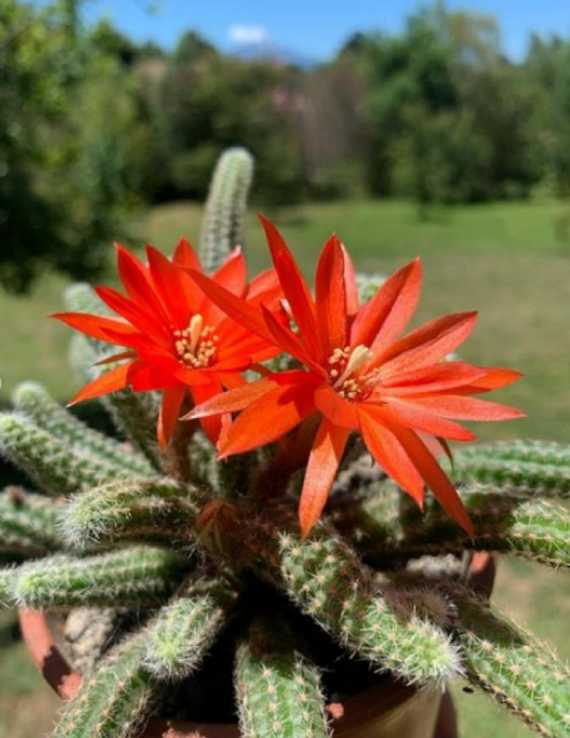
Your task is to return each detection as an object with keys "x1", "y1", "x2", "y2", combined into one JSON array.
[{"x1": 1, "y1": 1, "x2": 569, "y2": 736}]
